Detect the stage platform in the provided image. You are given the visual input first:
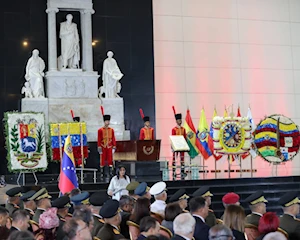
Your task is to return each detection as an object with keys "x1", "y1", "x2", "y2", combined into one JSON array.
[{"x1": 4, "y1": 172, "x2": 300, "y2": 218}]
